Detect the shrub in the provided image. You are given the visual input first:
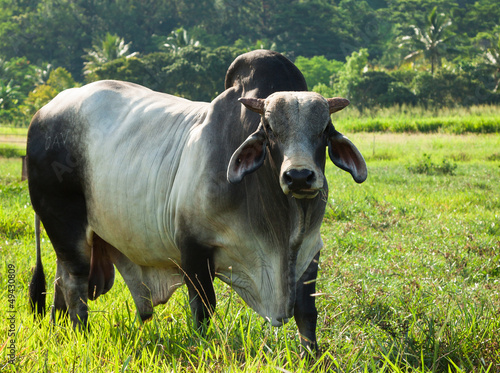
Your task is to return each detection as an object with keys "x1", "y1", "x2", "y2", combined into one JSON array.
[
  {"x1": 294, "y1": 55, "x2": 343, "y2": 89},
  {"x1": 385, "y1": 81, "x2": 417, "y2": 106},
  {"x1": 23, "y1": 67, "x2": 78, "y2": 116},
  {"x1": 407, "y1": 154, "x2": 457, "y2": 175}
]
